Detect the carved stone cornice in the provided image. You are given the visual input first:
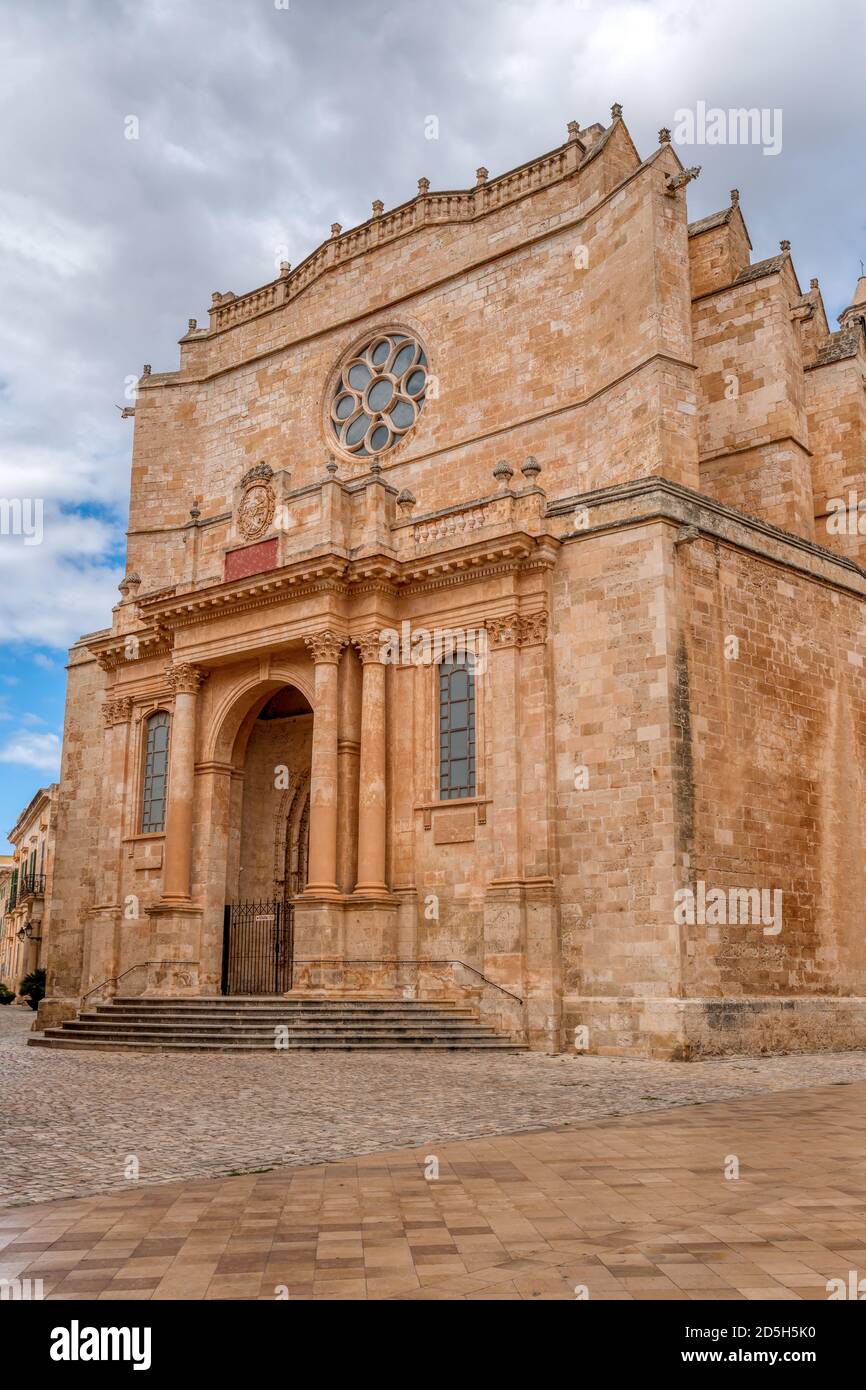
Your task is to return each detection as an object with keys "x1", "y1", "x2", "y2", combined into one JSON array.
[
  {"x1": 102, "y1": 697, "x2": 133, "y2": 727},
  {"x1": 304, "y1": 630, "x2": 348, "y2": 664},
  {"x1": 132, "y1": 528, "x2": 560, "y2": 634},
  {"x1": 164, "y1": 662, "x2": 209, "y2": 695},
  {"x1": 137, "y1": 559, "x2": 349, "y2": 631},
  {"x1": 92, "y1": 623, "x2": 171, "y2": 672},
  {"x1": 352, "y1": 630, "x2": 385, "y2": 664}
]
